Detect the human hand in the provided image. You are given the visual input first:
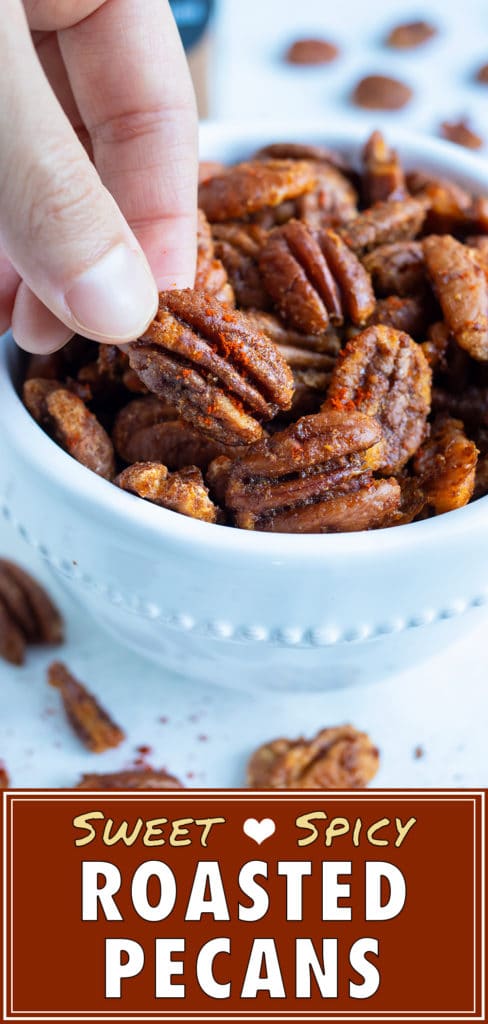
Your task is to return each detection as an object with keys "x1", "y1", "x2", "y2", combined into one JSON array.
[{"x1": 0, "y1": 0, "x2": 198, "y2": 353}]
